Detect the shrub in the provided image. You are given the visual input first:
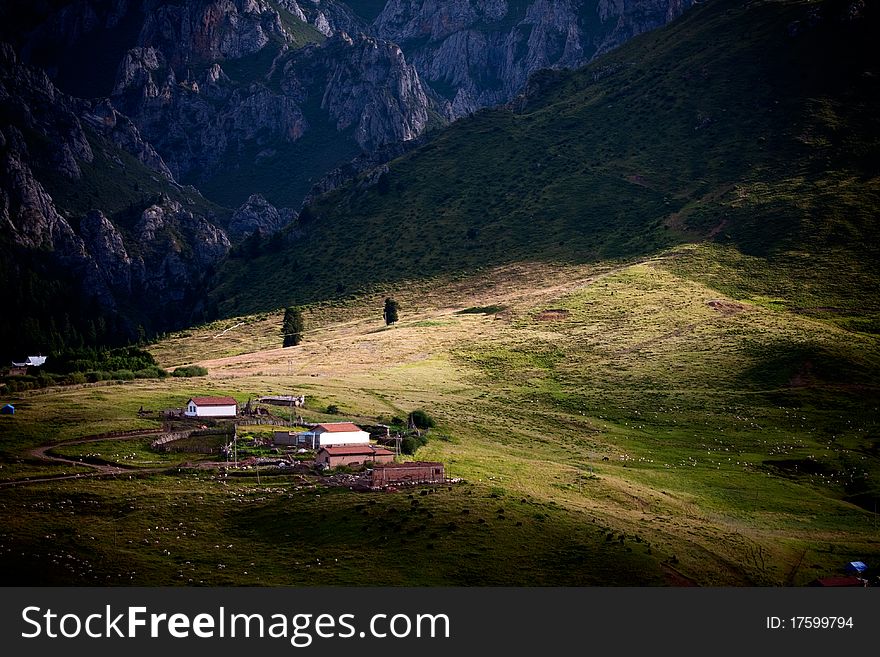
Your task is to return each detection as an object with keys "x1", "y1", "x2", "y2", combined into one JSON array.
[
  {"x1": 172, "y1": 365, "x2": 209, "y2": 377},
  {"x1": 401, "y1": 436, "x2": 419, "y2": 455},
  {"x1": 408, "y1": 409, "x2": 435, "y2": 430},
  {"x1": 65, "y1": 372, "x2": 87, "y2": 385},
  {"x1": 383, "y1": 297, "x2": 399, "y2": 325},
  {"x1": 401, "y1": 433, "x2": 428, "y2": 455}
]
